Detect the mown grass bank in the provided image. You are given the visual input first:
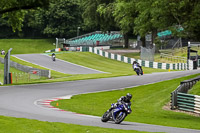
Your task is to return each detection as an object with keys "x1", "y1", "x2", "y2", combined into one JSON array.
[
  {"x1": 0, "y1": 115, "x2": 152, "y2": 133},
  {"x1": 189, "y1": 81, "x2": 200, "y2": 95},
  {"x1": 1, "y1": 52, "x2": 168, "y2": 84},
  {"x1": 51, "y1": 74, "x2": 200, "y2": 130},
  {"x1": 0, "y1": 39, "x2": 55, "y2": 54}
]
